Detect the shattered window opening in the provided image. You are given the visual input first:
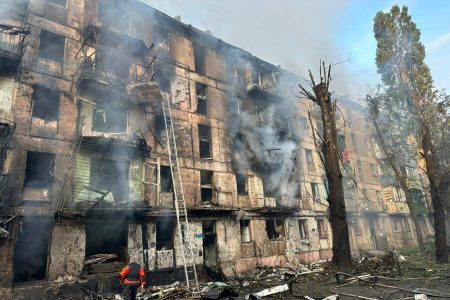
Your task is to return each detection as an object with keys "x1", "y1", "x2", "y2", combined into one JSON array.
[
  {"x1": 156, "y1": 219, "x2": 175, "y2": 250},
  {"x1": 32, "y1": 85, "x2": 60, "y2": 121},
  {"x1": 98, "y1": 0, "x2": 130, "y2": 30},
  {"x1": 24, "y1": 151, "x2": 55, "y2": 189},
  {"x1": 89, "y1": 159, "x2": 129, "y2": 203},
  {"x1": 198, "y1": 124, "x2": 211, "y2": 158},
  {"x1": 266, "y1": 219, "x2": 285, "y2": 240},
  {"x1": 317, "y1": 219, "x2": 328, "y2": 239},
  {"x1": 160, "y1": 165, "x2": 173, "y2": 193},
  {"x1": 200, "y1": 170, "x2": 213, "y2": 204},
  {"x1": 13, "y1": 221, "x2": 52, "y2": 283},
  {"x1": 93, "y1": 101, "x2": 127, "y2": 133},
  {"x1": 305, "y1": 149, "x2": 315, "y2": 173},
  {"x1": 196, "y1": 82, "x2": 208, "y2": 115},
  {"x1": 236, "y1": 174, "x2": 248, "y2": 196},
  {"x1": 298, "y1": 219, "x2": 308, "y2": 240},
  {"x1": 240, "y1": 220, "x2": 251, "y2": 242},
  {"x1": 39, "y1": 30, "x2": 65, "y2": 63},
  {"x1": 193, "y1": 42, "x2": 206, "y2": 75}
]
